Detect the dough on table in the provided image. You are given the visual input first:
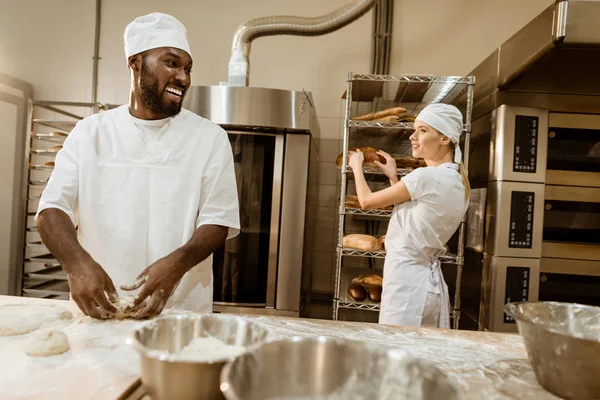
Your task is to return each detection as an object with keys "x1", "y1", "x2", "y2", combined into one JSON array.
[
  {"x1": 25, "y1": 329, "x2": 70, "y2": 357},
  {"x1": 111, "y1": 296, "x2": 136, "y2": 319},
  {"x1": 0, "y1": 304, "x2": 73, "y2": 336}
]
